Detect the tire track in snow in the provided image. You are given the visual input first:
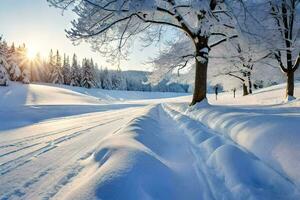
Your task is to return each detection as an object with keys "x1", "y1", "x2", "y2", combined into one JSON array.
[
  {"x1": 0, "y1": 117, "x2": 123, "y2": 175},
  {"x1": 0, "y1": 142, "x2": 42, "y2": 158},
  {"x1": 0, "y1": 115, "x2": 123, "y2": 163},
  {"x1": 0, "y1": 168, "x2": 52, "y2": 200},
  {"x1": 0, "y1": 106, "x2": 151, "y2": 199},
  {"x1": 0, "y1": 126, "x2": 82, "y2": 149},
  {"x1": 40, "y1": 107, "x2": 152, "y2": 200},
  {"x1": 42, "y1": 164, "x2": 84, "y2": 200},
  {"x1": 0, "y1": 106, "x2": 139, "y2": 150}
]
